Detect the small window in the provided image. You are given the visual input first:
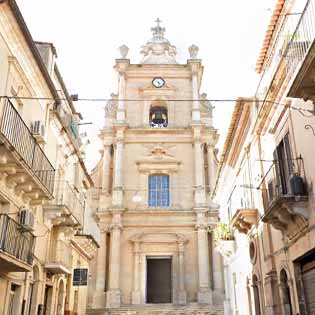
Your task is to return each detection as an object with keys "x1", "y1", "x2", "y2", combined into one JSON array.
[{"x1": 148, "y1": 175, "x2": 170, "y2": 207}]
